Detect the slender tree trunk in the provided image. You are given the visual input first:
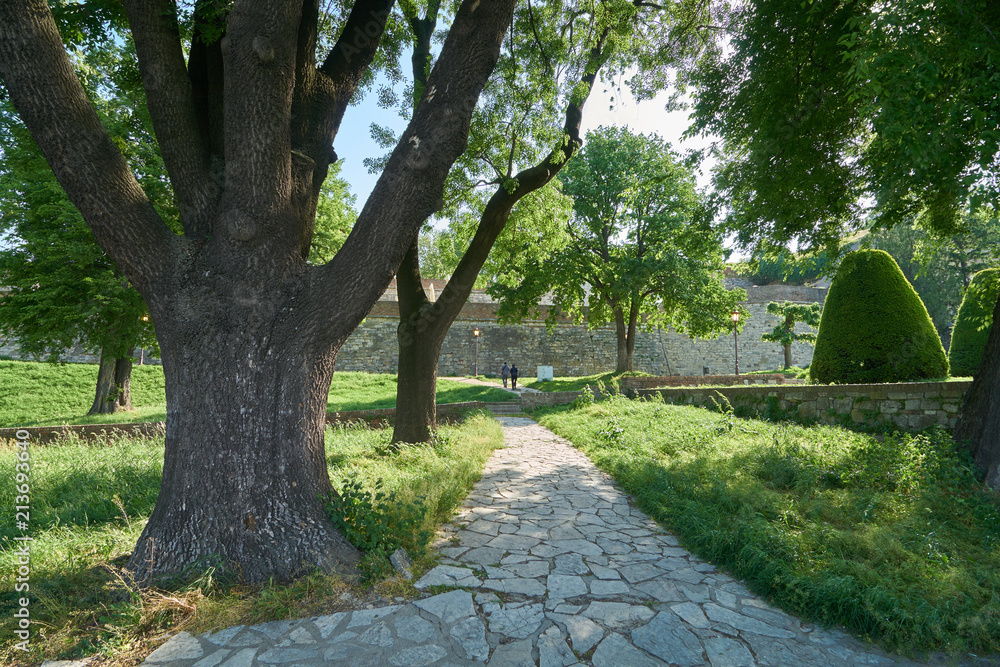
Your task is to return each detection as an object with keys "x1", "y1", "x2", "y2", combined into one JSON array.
[
  {"x1": 953, "y1": 294, "x2": 1000, "y2": 489},
  {"x1": 127, "y1": 304, "x2": 361, "y2": 585},
  {"x1": 614, "y1": 310, "x2": 635, "y2": 372},
  {"x1": 784, "y1": 344, "x2": 793, "y2": 369},
  {"x1": 89, "y1": 348, "x2": 118, "y2": 415}
]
